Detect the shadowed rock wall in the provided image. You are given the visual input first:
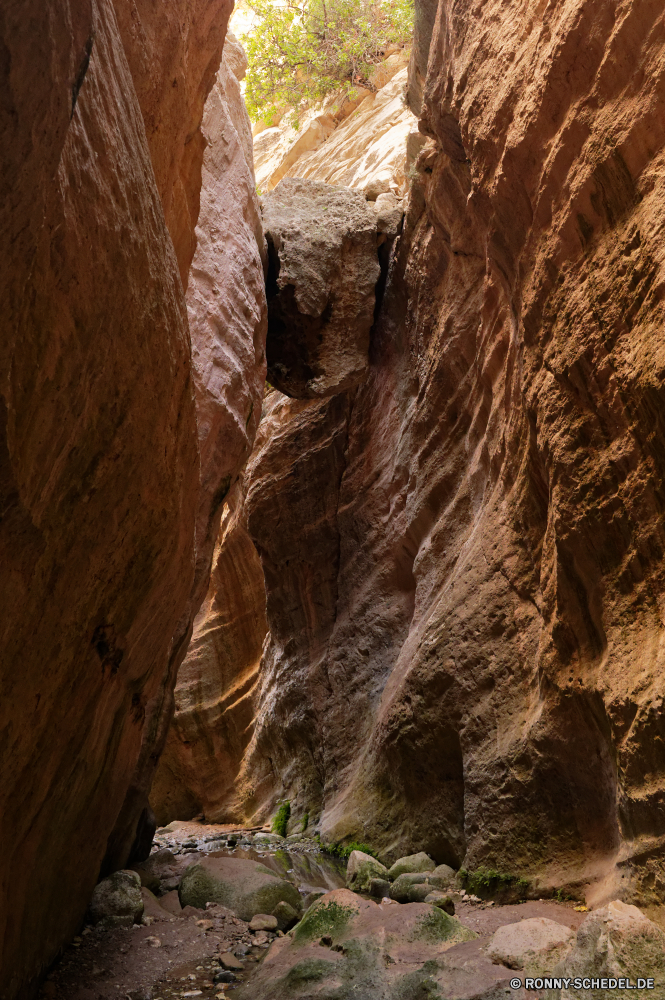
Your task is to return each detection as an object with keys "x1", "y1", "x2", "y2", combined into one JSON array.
[
  {"x1": 232, "y1": 0, "x2": 665, "y2": 906},
  {"x1": 0, "y1": 1, "x2": 264, "y2": 995}
]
